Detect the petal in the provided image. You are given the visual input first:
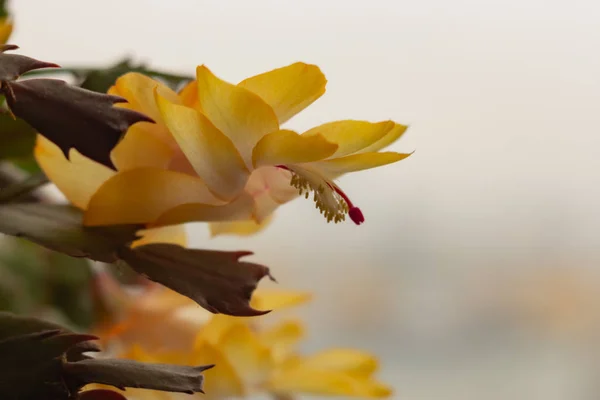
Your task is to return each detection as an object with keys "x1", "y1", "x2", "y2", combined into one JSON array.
[
  {"x1": 268, "y1": 367, "x2": 393, "y2": 398},
  {"x1": 151, "y1": 193, "x2": 255, "y2": 227},
  {"x1": 110, "y1": 124, "x2": 173, "y2": 171},
  {"x1": 259, "y1": 320, "x2": 305, "y2": 363},
  {"x1": 252, "y1": 129, "x2": 337, "y2": 168},
  {"x1": 109, "y1": 73, "x2": 179, "y2": 146},
  {"x1": 131, "y1": 225, "x2": 188, "y2": 248},
  {"x1": 34, "y1": 135, "x2": 115, "y2": 209},
  {"x1": 218, "y1": 322, "x2": 273, "y2": 387},
  {"x1": 239, "y1": 167, "x2": 299, "y2": 224},
  {"x1": 312, "y1": 152, "x2": 412, "y2": 177},
  {"x1": 251, "y1": 290, "x2": 312, "y2": 311},
  {"x1": 302, "y1": 349, "x2": 379, "y2": 377},
  {"x1": 110, "y1": 72, "x2": 180, "y2": 123},
  {"x1": 302, "y1": 120, "x2": 397, "y2": 158},
  {"x1": 253, "y1": 190, "x2": 282, "y2": 223},
  {"x1": 83, "y1": 168, "x2": 222, "y2": 226},
  {"x1": 155, "y1": 89, "x2": 249, "y2": 200},
  {"x1": 178, "y1": 80, "x2": 199, "y2": 109},
  {"x1": 359, "y1": 123, "x2": 408, "y2": 153},
  {"x1": 193, "y1": 340, "x2": 245, "y2": 399},
  {"x1": 209, "y1": 217, "x2": 273, "y2": 237},
  {"x1": 0, "y1": 18, "x2": 12, "y2": 44},
  {"x1": 195, "y1": 315, "x2": 243, "y2": 346},
  {"x1": 246, "y1": 166, "x2": 297, "y2": 205},
  {"x1": 238, "y1": 62, "x2": 326, "y2": 124},
  {"x1": 121, "y1": 344, "x2": 191, "y2": 365},
  {"x1": 195, "y1": 65, "x2": 279, "y2": 166}
]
